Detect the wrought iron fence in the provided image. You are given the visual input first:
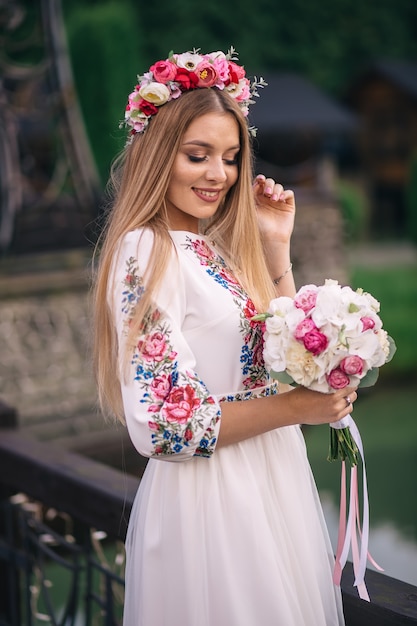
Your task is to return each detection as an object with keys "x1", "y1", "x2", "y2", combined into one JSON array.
[
  {"x1": 0, "y1": 401, "x2": 139, "y2": 626},
  {"x1": 1, "y1": 494, "x2": 125, "y2": 625}
]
